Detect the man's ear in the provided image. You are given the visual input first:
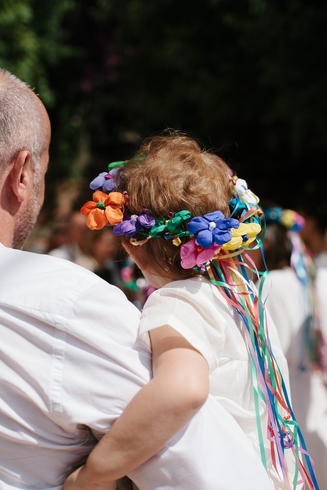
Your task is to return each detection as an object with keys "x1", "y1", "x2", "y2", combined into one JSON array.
[{"x1": 9, "y1": 150, "x2": 32, "y2": 203}]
